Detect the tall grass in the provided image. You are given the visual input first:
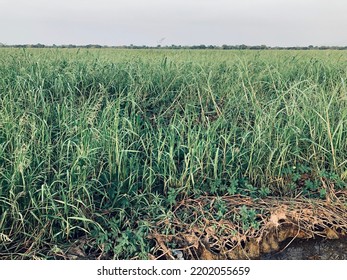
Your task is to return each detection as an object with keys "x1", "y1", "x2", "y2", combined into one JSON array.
[{"x1": 0, "y1": 48, "x2": 346, "y2": 258}]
